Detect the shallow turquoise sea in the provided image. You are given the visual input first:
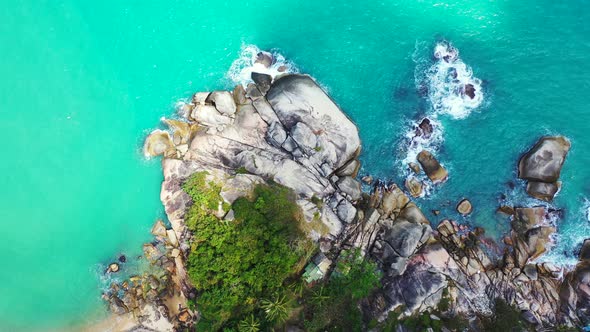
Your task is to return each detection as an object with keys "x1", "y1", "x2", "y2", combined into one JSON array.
[{"x1": 2, "y1": 1, "x2": 590, "y2": 329}]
